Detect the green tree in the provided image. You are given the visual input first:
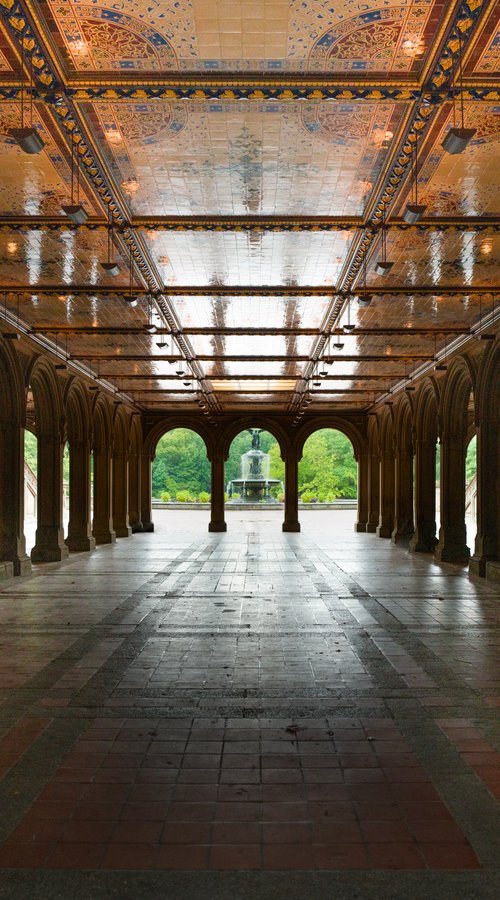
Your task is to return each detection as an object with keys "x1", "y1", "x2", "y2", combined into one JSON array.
[
  {"x1": 298, "y1": 429, "x2": 357, "y2": 499},
  {"x1": 152, "y1": 429, "x2": 210, "y2": 498}
]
